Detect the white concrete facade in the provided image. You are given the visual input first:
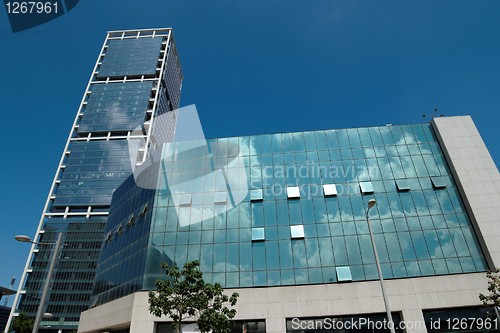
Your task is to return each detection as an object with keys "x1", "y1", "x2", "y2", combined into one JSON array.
[
  {"x1": 79, "y1": 273, "x2": 490, "y2": 333},
  {"x1": 432, "y1": 116, "x2": 500, "y2": 269},
  {"x1": 78, "y1": 116, "x2": 500, "y2": 333}
]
